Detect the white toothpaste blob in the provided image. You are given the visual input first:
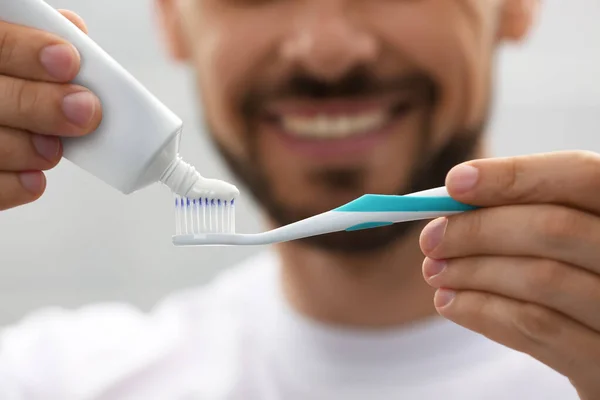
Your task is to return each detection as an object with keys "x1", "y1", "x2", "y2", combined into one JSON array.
[
  {"x1": 159, "y1": 155, "x2": 239, "y2": 200},
  {"x1": 187, "y1": 177, "x2": 240, "y2": 200}
]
